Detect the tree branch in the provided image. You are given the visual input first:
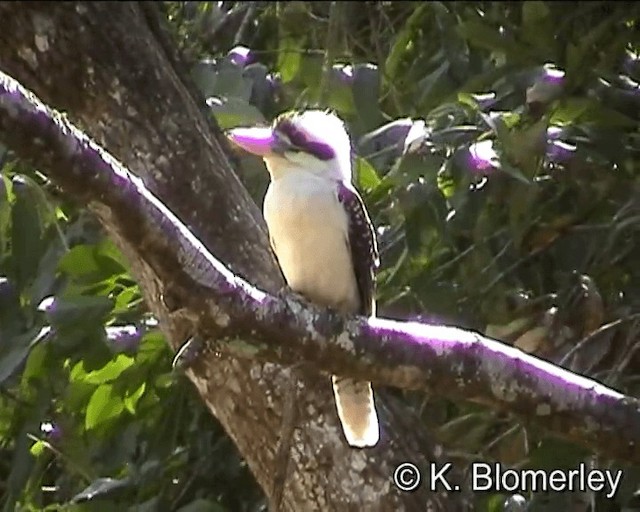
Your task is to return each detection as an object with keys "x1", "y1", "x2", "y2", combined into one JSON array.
[{"x1": 2, "y1": 70, "x2": 640, "y2": 465}]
